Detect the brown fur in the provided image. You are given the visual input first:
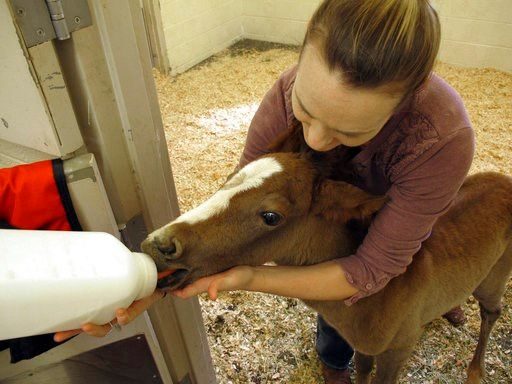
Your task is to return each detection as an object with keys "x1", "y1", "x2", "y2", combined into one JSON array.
[{"x1": 143, "y1": 149, "x2": 512, "y2": 384}]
